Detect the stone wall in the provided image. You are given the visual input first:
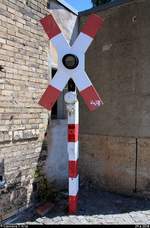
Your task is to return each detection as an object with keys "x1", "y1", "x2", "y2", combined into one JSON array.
[
  {"x1": 0, "y1": 0, "x2": 50, "y2": 221},
  {"x1": 79, "y1": 0, "x2": 150, "y2": 197}
]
